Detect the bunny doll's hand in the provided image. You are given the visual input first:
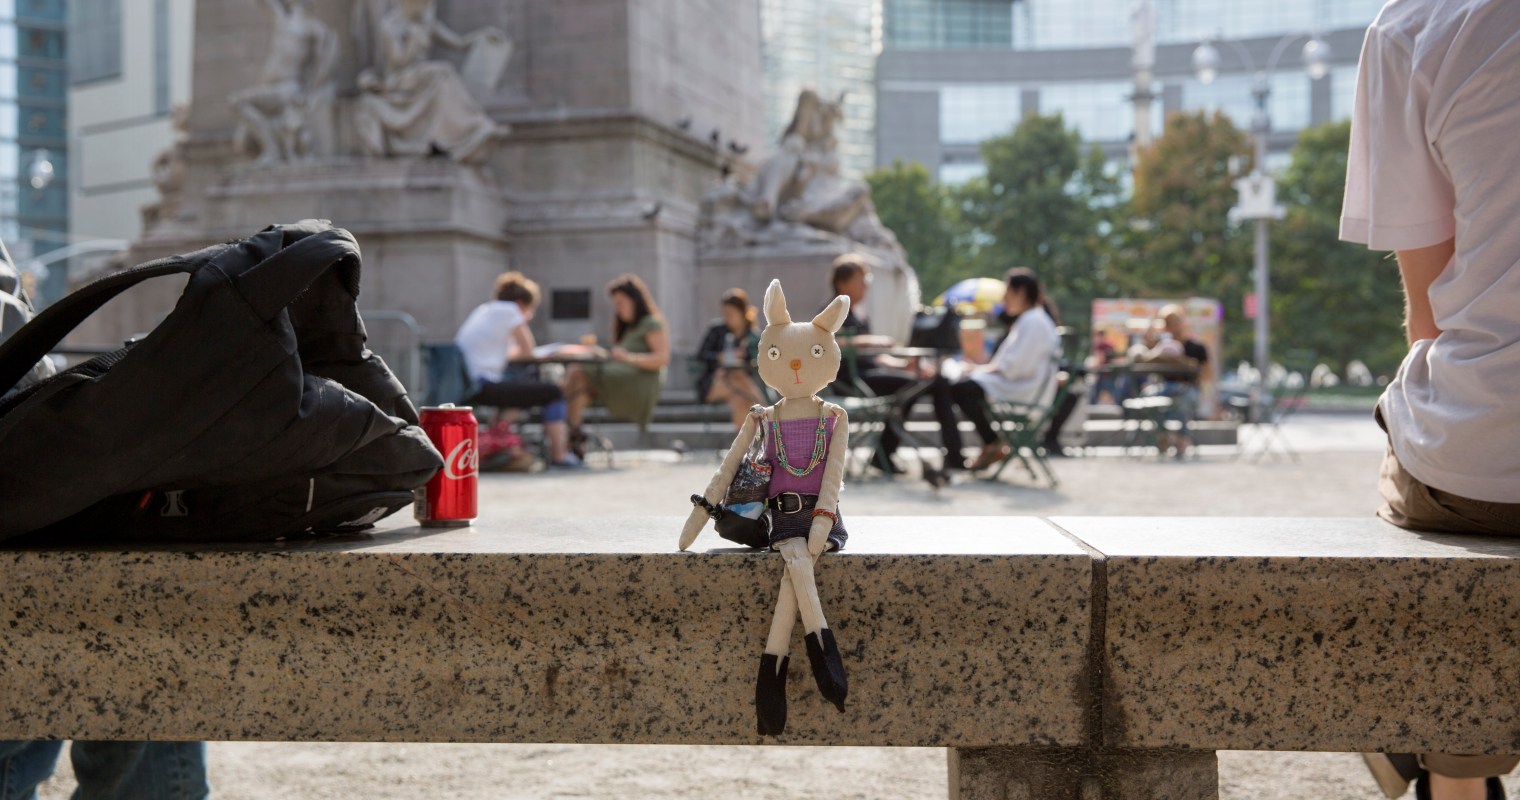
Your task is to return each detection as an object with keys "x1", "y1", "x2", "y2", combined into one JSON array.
[
  {"x1": 807, "y1": 516, "x2": 832, "y2": 560},
  {"x1": 679, "y1": 506, "x2": 709, "y2": 551}
]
